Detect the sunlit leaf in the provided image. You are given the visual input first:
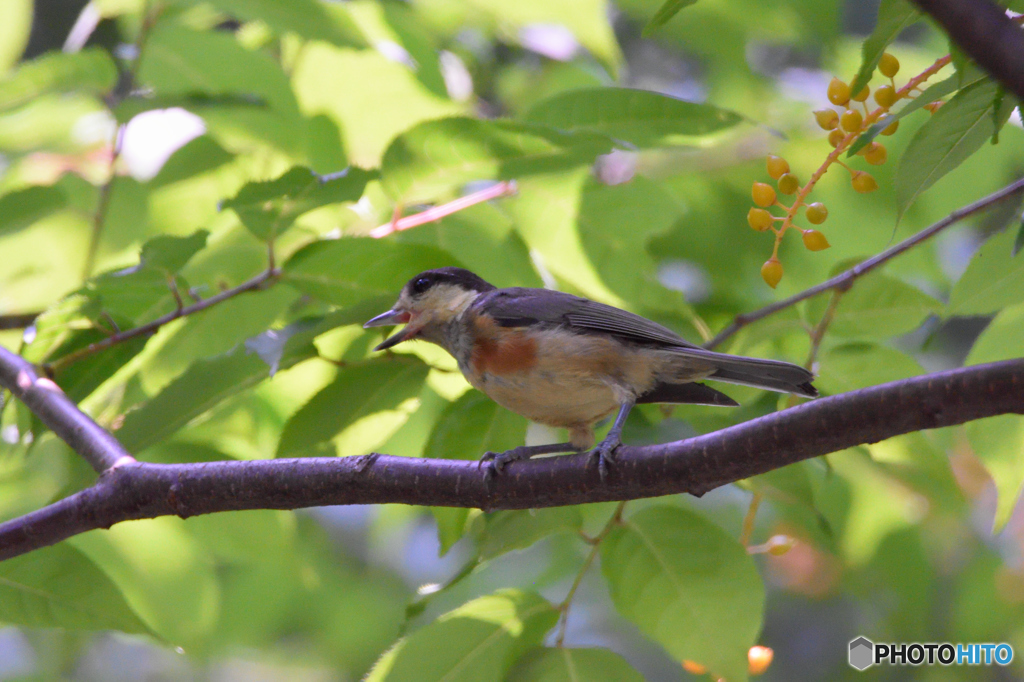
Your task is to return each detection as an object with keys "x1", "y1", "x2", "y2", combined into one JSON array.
[
  {"x1": 0, "y1": 185, "x2": 68, "y2": 238},
  {"x1": 277, "y1": 357, "x2": 428, "y2": 457},
  {"x1": 849, "y1": 0, "x2": 920, "y2": 94},
  {"x1": 895, "y1": 79, "x2": 1016, "y2": 221},
  {"x1": 381, "y1": 117, "x2": 613, "y2": 203},
  {"x1": 0, "y1": 47, "x2": 117, "y2": 110},
  {"x1": 523, "y1": 87, "x2": 742, "y2": 147},
  {"x1": 150, "y1": 135, "x2": 234, "y2": 188},
  {"x1": 601, "y1": 505, "x2": 763, "y2": 682},
  {"x1": 643, "y1": 0, "x2": 700, "y2": 37},
  {"x1": 967, "y1": 416, "x2": 1024, "y2": 532},
  {"x1": 140, "y1": 230, "x2": 209, "y2": 275},
  {"x1": 966, "y1": 302, "x2": 1024, "y2": 365},
  {"x1": 508, "y1": 647, "x2": 645, "y2": 682},
  {"x1": 0, "y1": 0, "x2": 31, "y2": 75},
  {"x1": 366, "y1": 590, "x2": 558, "y2": 682},
  {"x1": 179, "y1": 0, "x2": 366, "y2": 47},
  {"x1": 948, "y1": 226, "x2": 1024, "y2": 315}
]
